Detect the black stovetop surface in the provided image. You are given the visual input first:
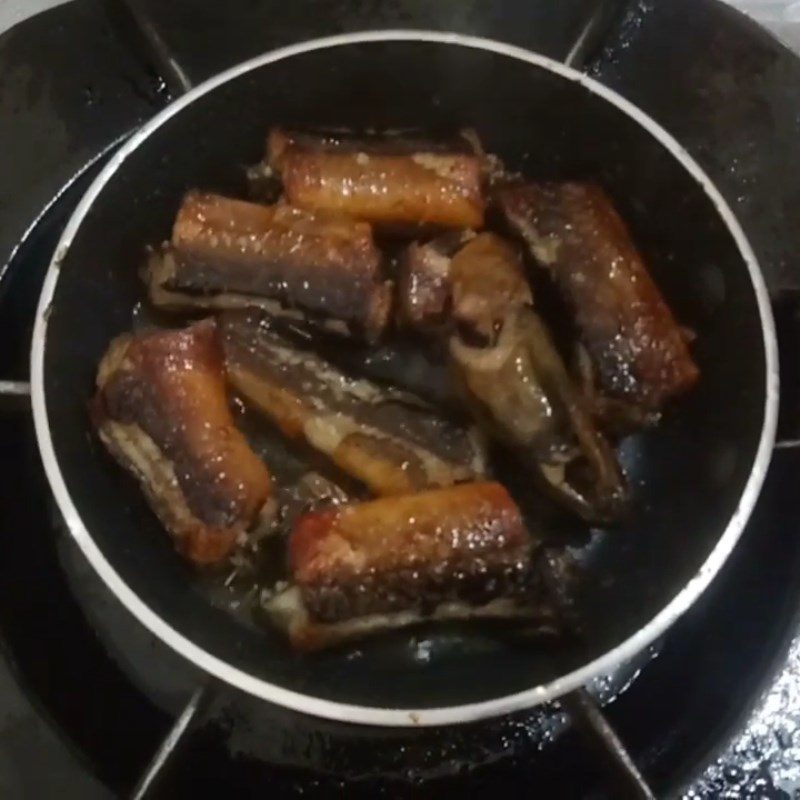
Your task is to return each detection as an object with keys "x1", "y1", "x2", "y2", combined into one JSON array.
[{"x1": 3, "y1": 1, "x2": 800, "y2": 797}]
